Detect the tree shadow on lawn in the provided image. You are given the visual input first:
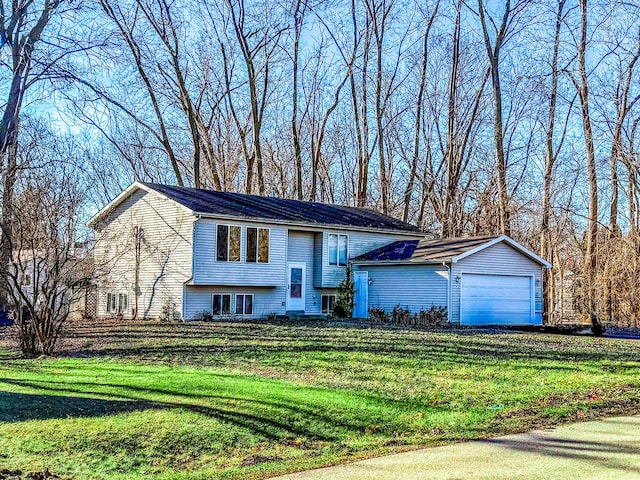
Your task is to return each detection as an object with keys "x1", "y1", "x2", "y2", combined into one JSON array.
[{"x1": 0, "y1": 375, "x2": 429, "y2": 442}]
